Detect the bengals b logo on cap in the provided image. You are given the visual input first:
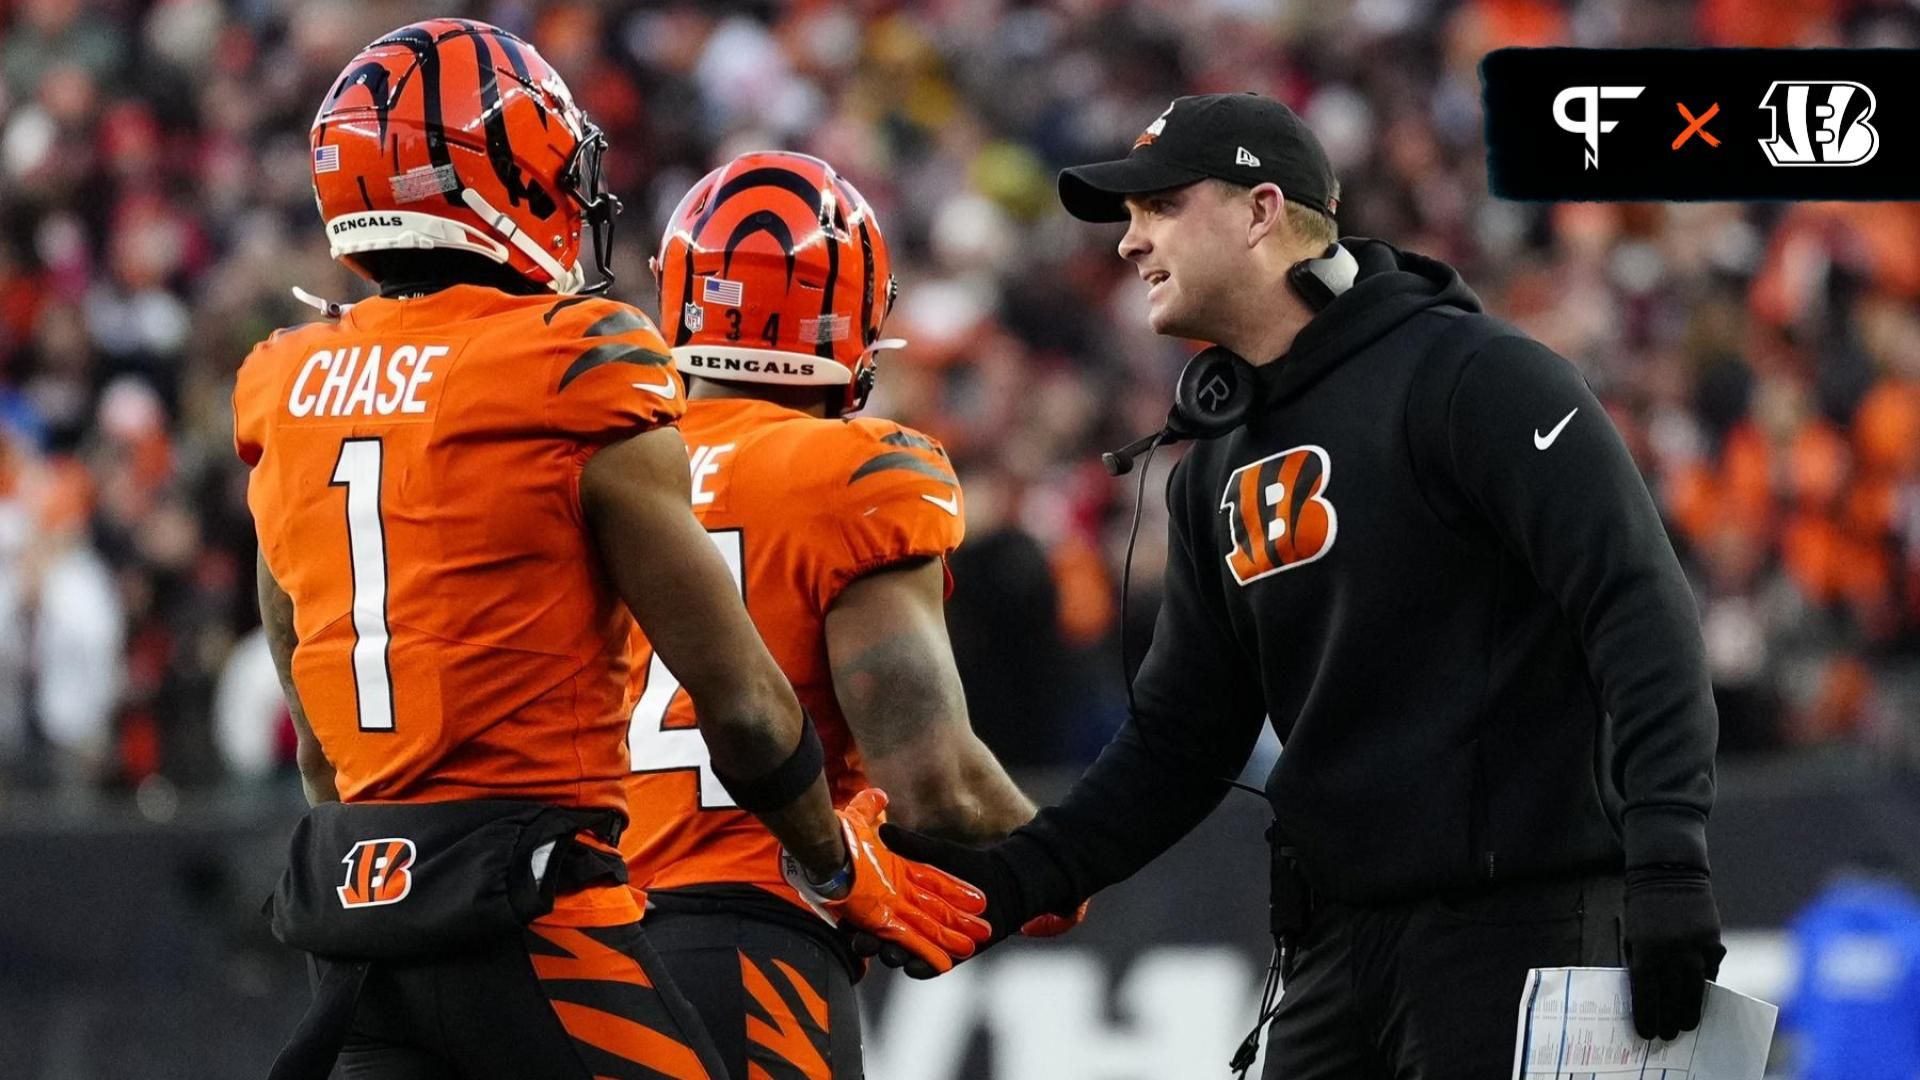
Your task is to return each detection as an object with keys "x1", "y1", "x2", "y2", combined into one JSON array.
[
  {"x1": 1219, "y1": 446, "x2": 1338, "y2": 586},
  {"x1": 1133, "y1": 101, "x2": 1175, "y2": 150},
  {"x1": 337, "y1": 837, "x2": 416, "y2": 908}
]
